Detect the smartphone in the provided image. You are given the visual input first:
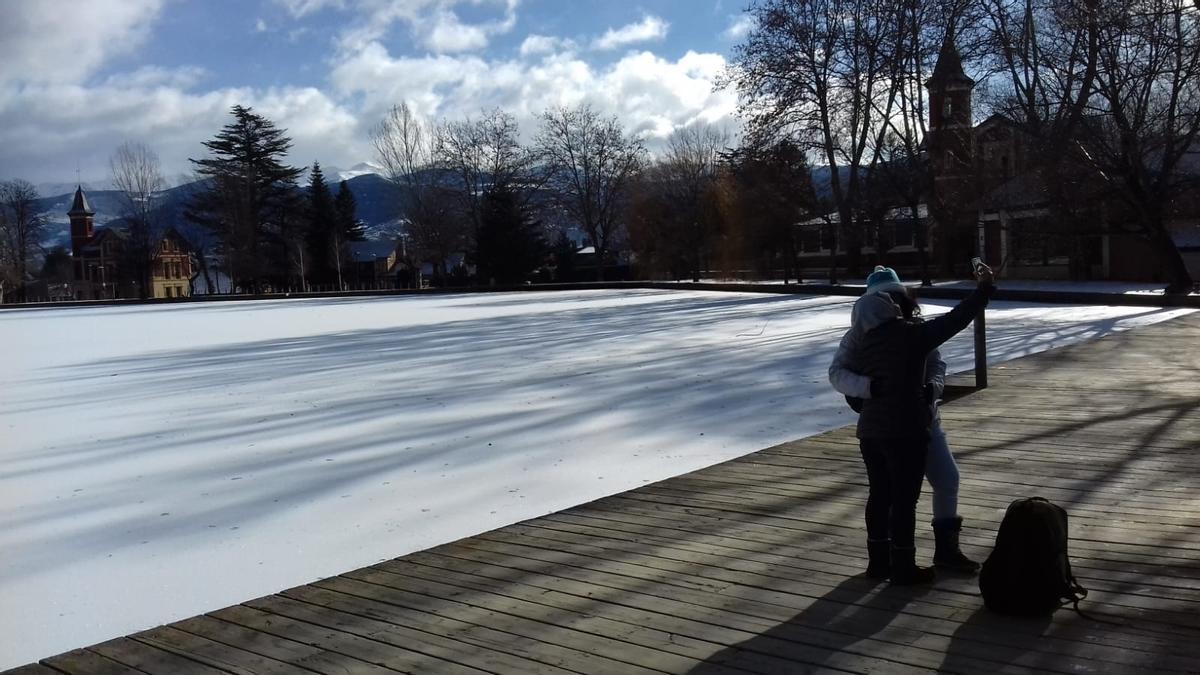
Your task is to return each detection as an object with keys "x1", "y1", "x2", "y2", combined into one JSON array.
[{"x1": 970, "y1": 257, "x2": 987, "y2": 275}]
